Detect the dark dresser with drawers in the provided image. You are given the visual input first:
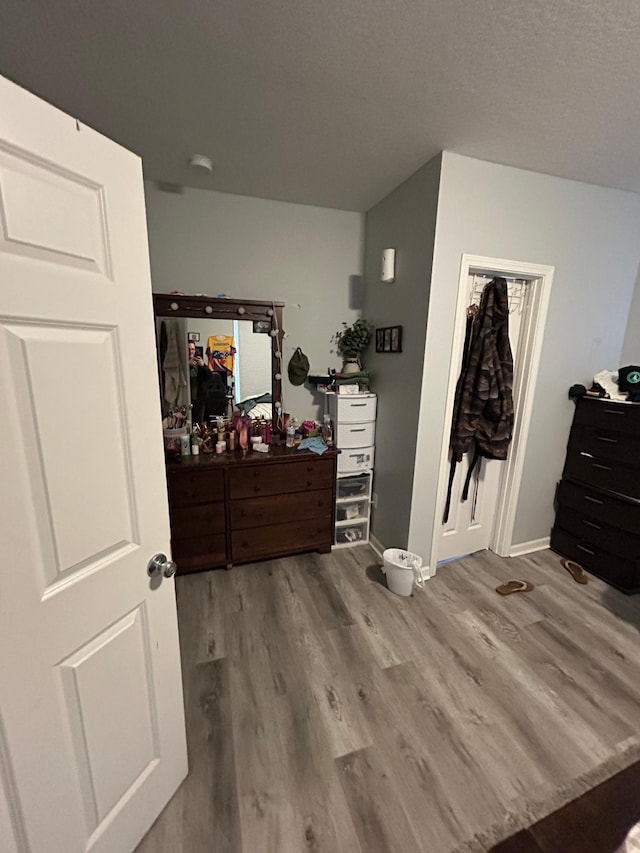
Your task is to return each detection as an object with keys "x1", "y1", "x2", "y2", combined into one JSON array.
[
  {"x1": 166, "y1": 447, "x2": 338, "y2": 574},
  {"x1": 551, "y1": 397, "x2": 640, "y2": 592}
]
